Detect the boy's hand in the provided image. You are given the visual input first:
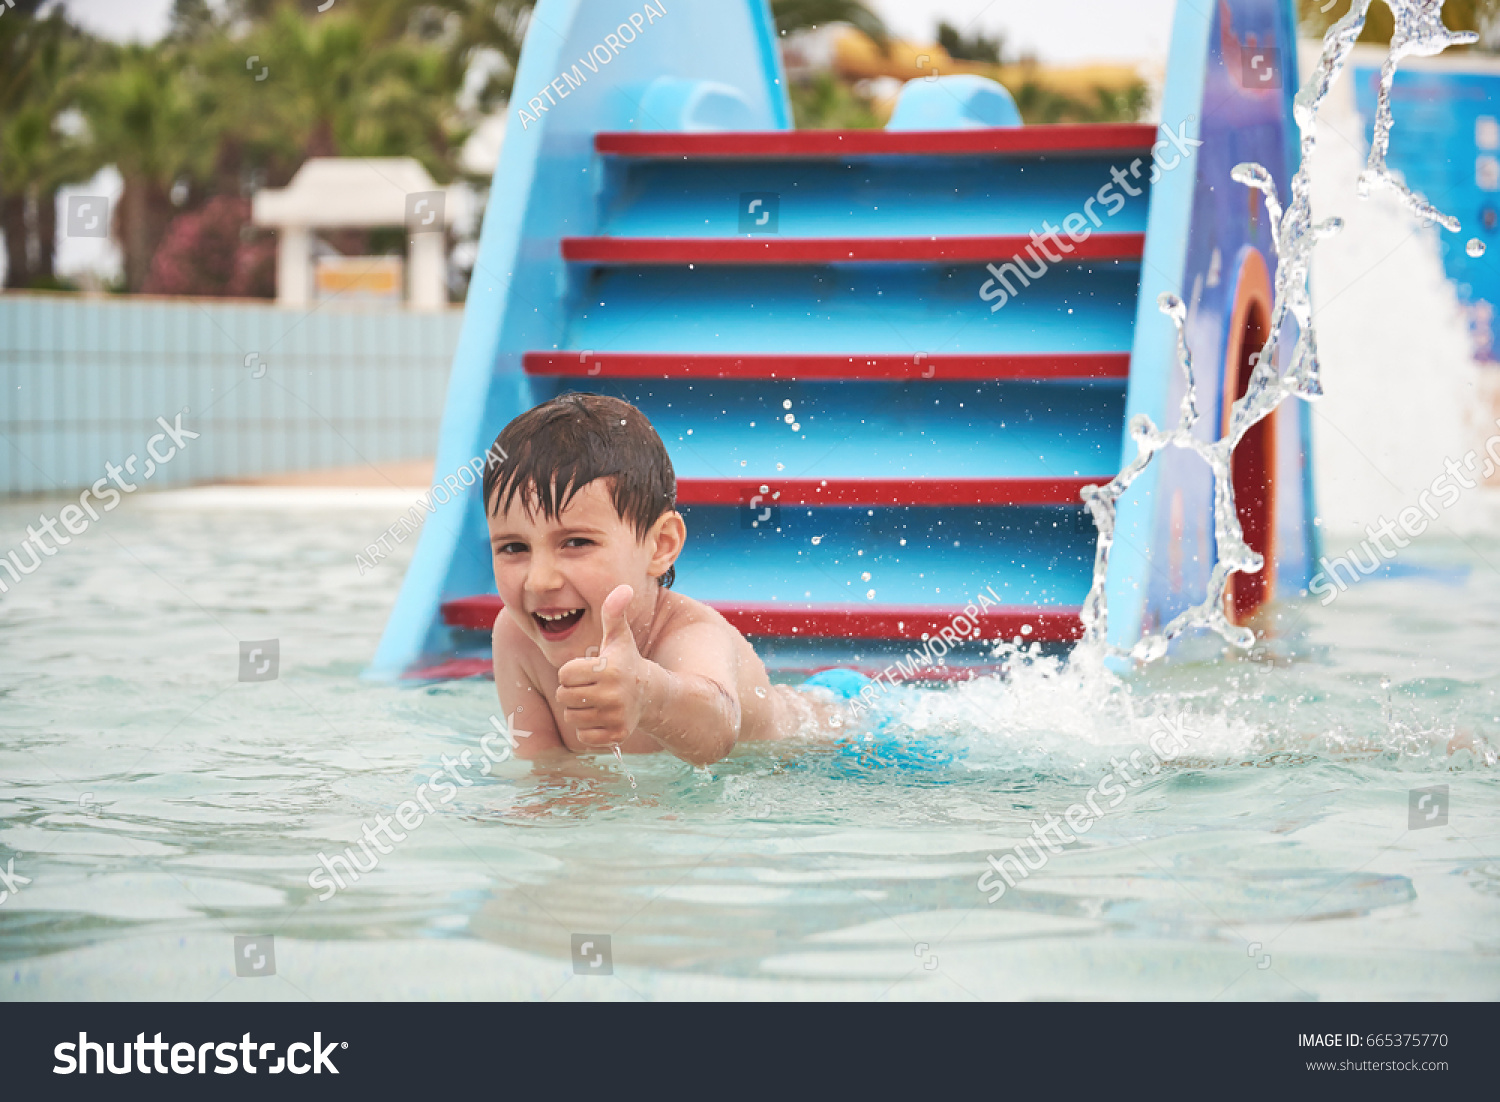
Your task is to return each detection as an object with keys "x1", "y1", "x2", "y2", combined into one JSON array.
[{"x1": 556, "y1": 584, "x2": 644, "y2": 749}]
